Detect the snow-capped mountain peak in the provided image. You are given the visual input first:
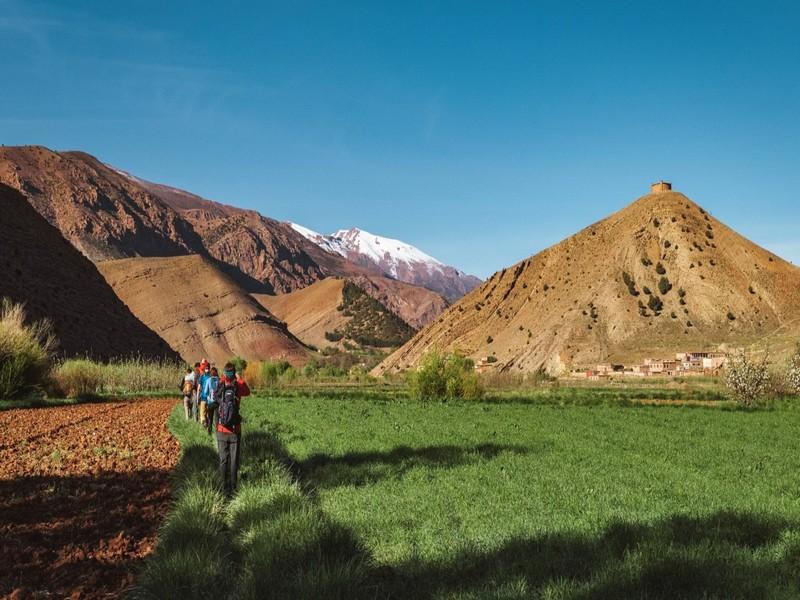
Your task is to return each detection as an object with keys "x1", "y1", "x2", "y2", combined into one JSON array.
[
  {"x1": 290, "y1": 222, "x2": 482, "y2": 302},
  {"x1": 330, "y1": 227, "x2": 444, "y2": 274}
]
